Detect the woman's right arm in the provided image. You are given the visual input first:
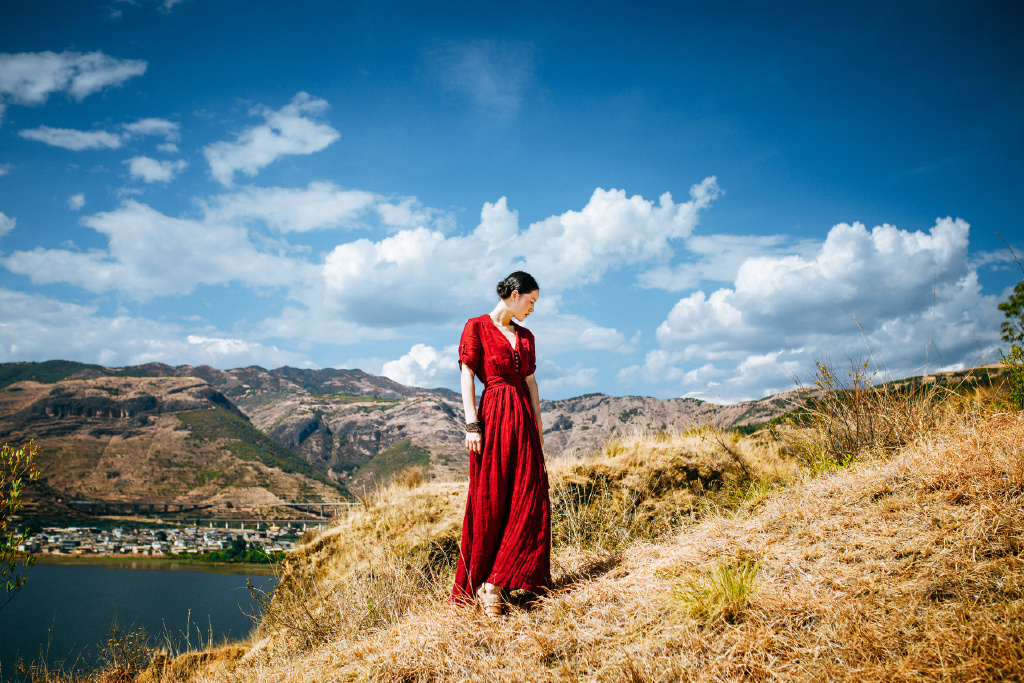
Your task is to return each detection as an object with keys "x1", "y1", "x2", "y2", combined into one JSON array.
[{"x1": 461, "y1": 364, "x2": 481, "y2": 453}]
